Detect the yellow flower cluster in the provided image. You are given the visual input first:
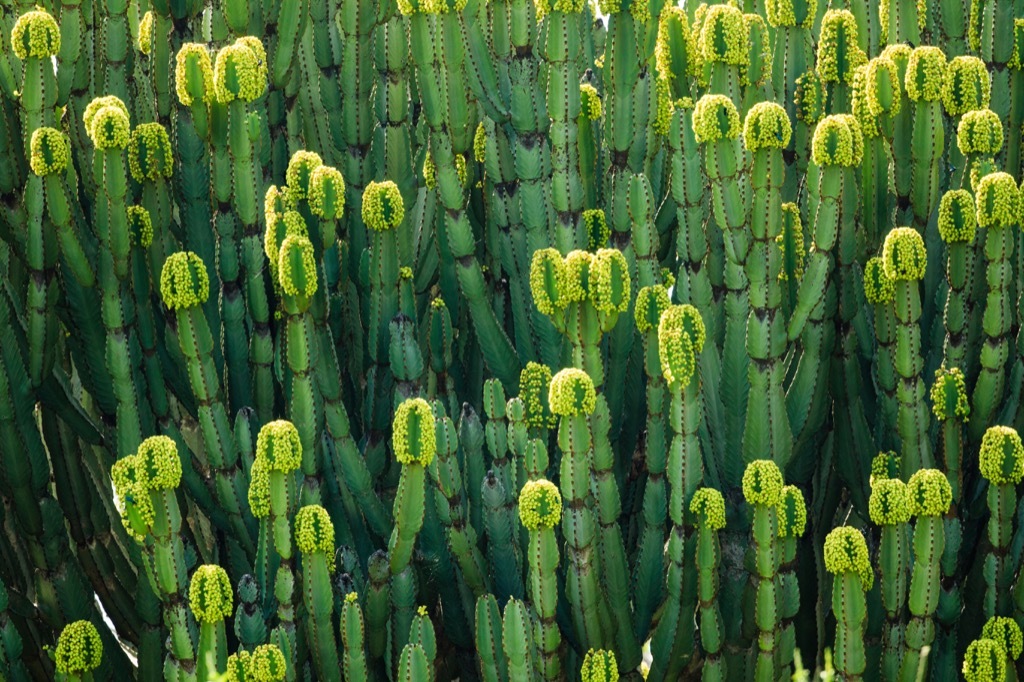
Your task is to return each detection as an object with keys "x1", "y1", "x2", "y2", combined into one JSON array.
[
  {"x1": 655, "y1": 8, "x2": 699, "y2": 86},
  {"x1": 690, "y1": 487, "x2": 726, "y2": 531},
  {"x1": 823, "y1": 526, "x2": 873, "y2": 590},
  {"x1": 175, "y1": 43, "x2": 215, "y2": 107},
  {"x1": 285, "y1": 150, "x2": 323, "y2": 201},
  {"x1": 535, "y1": 0, "x2": 585, "y2": 18},
  {"x1": 136, "y1": 435, "x2": 183, "y2": 490},
  {"x1": 962, "y1": 638, "x2": 1007, "y2": 682},
  {"x1": 776, "y1": 203, "x2": 805, "y2": 282},
  {"x1": 698, "y1": 5, "x2": 748, "y2": 66},
  {"x1": 794, "y1": 71, "x2": 825, "y2": 124},
  {"x1": 11, "y1": 8, "x2": 60, "y2": 60},
  {"x1": 905, "y1": 46, "x2": 947, "y2": 102},
  {"x1": 248, "y1": 458, "x2": 270, "y2": 518},
  {"x1": 29, "y1": 127, "x2": 70, "y2": 177},
  {"x1": 83, "y1": 96, "x2": 130, "y2": 139},
  {"x1": 110, "y1": 455, "x2": 155, "y2": 541},
  {"x1": 634, "y1": 285, "x2": 671, "y2": 334},
  {"x1": 941, "y1": 55, "x2": 990, "y2": 116},
  {"x1": 580, "y1": 84, "x2": 603, "y2": 121},
  {"x1": 249, "y1": 644, "x2": 288, "y2": 681},
  {"x1": 765, "y1": 0, "x2": 816, "y2": 28},
  {"x1": 519, "y1": 362, "x2": 556, "y2": 429},
  {"x1": 428, "y1": 0, "x2": 470, "y2": 12},
  {"x1": 816, "y1": 10, "x2": 866, "y2": 84},
  {"x1": 907, "y1": 468, "x2": 952, "y2": 516},
  {"x1": 863, "y1": 257, "x2": 895, "y2": 305},
  {"x1": 930, "y1": 366, "x2": 969, "y2": 422},
  {"x1": 871, "y1": 451, "x2": 901, "y2": 484},
  {"x1": 583, "y1": 209, "x2": 609, "y2": 251},
  {"x1": 743, "y1": 101, "x2": 792, "y2": 152},
  {"x1": 214, "y1": 41, "x2": 267, "y2": 103},
  {"x1": 362, "y1": 180, "x2": 405, "y2": 231},
  {"x1": 473, "y1": 122, "x2": 487, "y2": 163},
  {"x1": 392, "y1": 397, "x2": 437, "y2": 466},
  {"x1": 227, "y1": 651, "x2": 250, "y2": 682},
  {"x1": 1011, "y1": 19, "x2": 1024, "y2": 70},
  {"x1": 975, "y1": 172, "x2": 1020, "y2": 228},
  {"x1": 658, "y1": 304, "x2": 706, "y2": 387},
  {"x1": 530, "y1": 248, "x2": 568, "y2": 316},
  {"x1": 264, "y1": 210, "x2": 308, "y2": 270},
  {"x1": 189, "y1": 564, "x2": 234, "y2": 624},
  {"x1": 160, "y1": 251, "x2": 210, "y2": 310},
  {"x1": 128, "y1": 206, "x2": 154, "y2": 249},
  {"x1": 307, "y1": 165, "x2": 345, "y2": 220},
  {"x1": 869, "y1": 478, "x2": 912, "y2": 526},
  {"x1": 128, "y1": 123, "x2": 175, "y2": 182},
  {"x1": 518, "y1": 478, "x2": 562, "y2": 530},
  {"x1": 279, "y1": 235, "x2": 318, "y2": 298},
  {"x1": 549, "y1": 368, "x2": 597, "y2": 416},
  {"x1": 776, "y1": 485, "x2": 807, "y2": 538},
  {"x1": 256, "y1": 420, "x2": 303, "y2": 472},
  {"x1": 89, "y1": 105, "x2": 131, "y2": 150},
  {"x1": 937, "y1": 189, "x2": 977, "y2": 243},
  {"x1": 851, "y1": 67, "x2": 879, "y2": 139},
  {"x1": 692, "y1": 94, "x2": 741, "y2": 143},
  {"x1": 865, "y1": 56, "x2": 902, "y2": 117},
  {"x1": 54, "y1": 621, "x2": 103, "y2": 674},
  {"x1": 811, "y1": 115, "x2": 857, "y2": 167},
  {"x1": 881, "y1": 227, "x2": 927, "y2": 282},
  {"x1": 590, "y1": 248, "x2": 630, "y2": 316},
  {"x1": 957, "y1": 109, "x2": 1003, "y2": 156},
  {"x1": 563, "y1": 250, "x2": 592, "y2": 303},
  {"x1": 581, "y1": 649, "x2": 618, "y2": 682},
  {"x1": 979, "y1": 425, "x2": 1024, "y2": 485},
  {"x1": 742, "y1": 459, "x2": 784, "y2": 506},
  {"x1": 138, "y1": 11, "x2": 154, "y2": 55},
  {"x1": 294, "y1": 504, "x2": 336, "y2": 563},
  {"x1": 236, "y1": 36, "x2": 269, "y2": 85},
  {"x1": 982, "y1": 616, "x2": 1023, "y2": 659}
]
